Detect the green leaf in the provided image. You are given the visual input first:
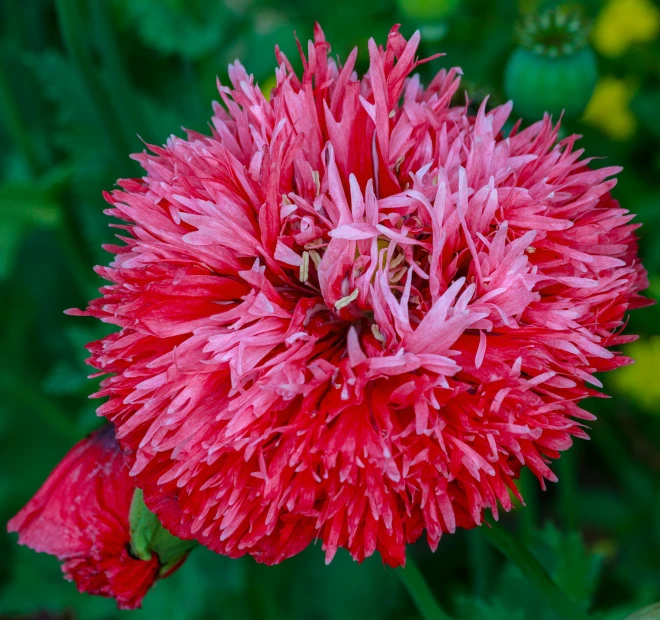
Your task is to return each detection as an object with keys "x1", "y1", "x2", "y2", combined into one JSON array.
[
  {"x1": 535, "y1": 524, "x2": 603, "y2": 606},
  {"x1": 397, "y1": 557, "x2": 455, "y2": 620},
  {"x1": 479, "y1": 521, "x2": 592, "y2": 620},
  {"x1": 27, "y1": 50, "x2": 116, "y2": 185},
  {"x1": 113, "y1": 0, "x2": 241, "y2": 60}
]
